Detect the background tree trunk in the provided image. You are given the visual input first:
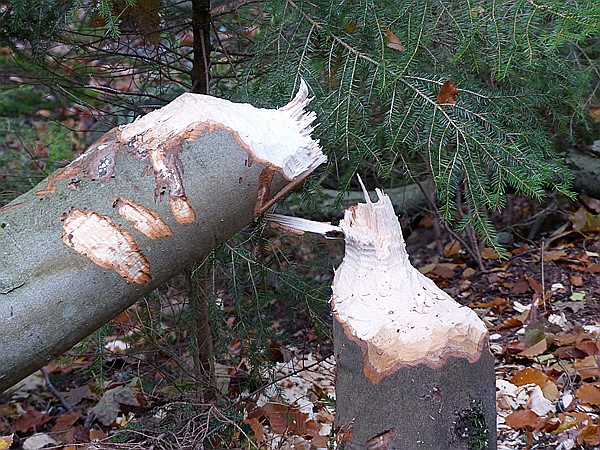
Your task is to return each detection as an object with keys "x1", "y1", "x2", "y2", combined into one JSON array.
[
  {"x1": 191, "y1": 0, "x2": 211, "y2": 94},
  {"x1": 331, "y1": 187, "x2": 497, "y2": 450},
  {"x1": 0, "y1": 82, "x2": 325, "y2": 392}
]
